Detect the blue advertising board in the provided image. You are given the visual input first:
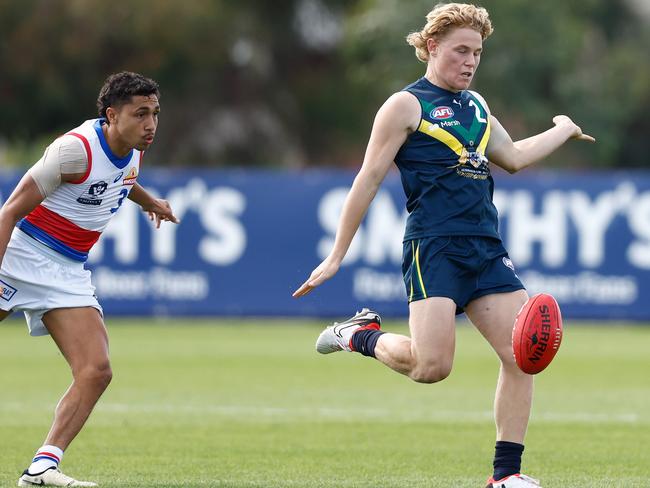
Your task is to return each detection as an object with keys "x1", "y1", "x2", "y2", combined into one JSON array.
[{"x1": 1, "y1": 169, "x2": 648, "y2": 320}]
